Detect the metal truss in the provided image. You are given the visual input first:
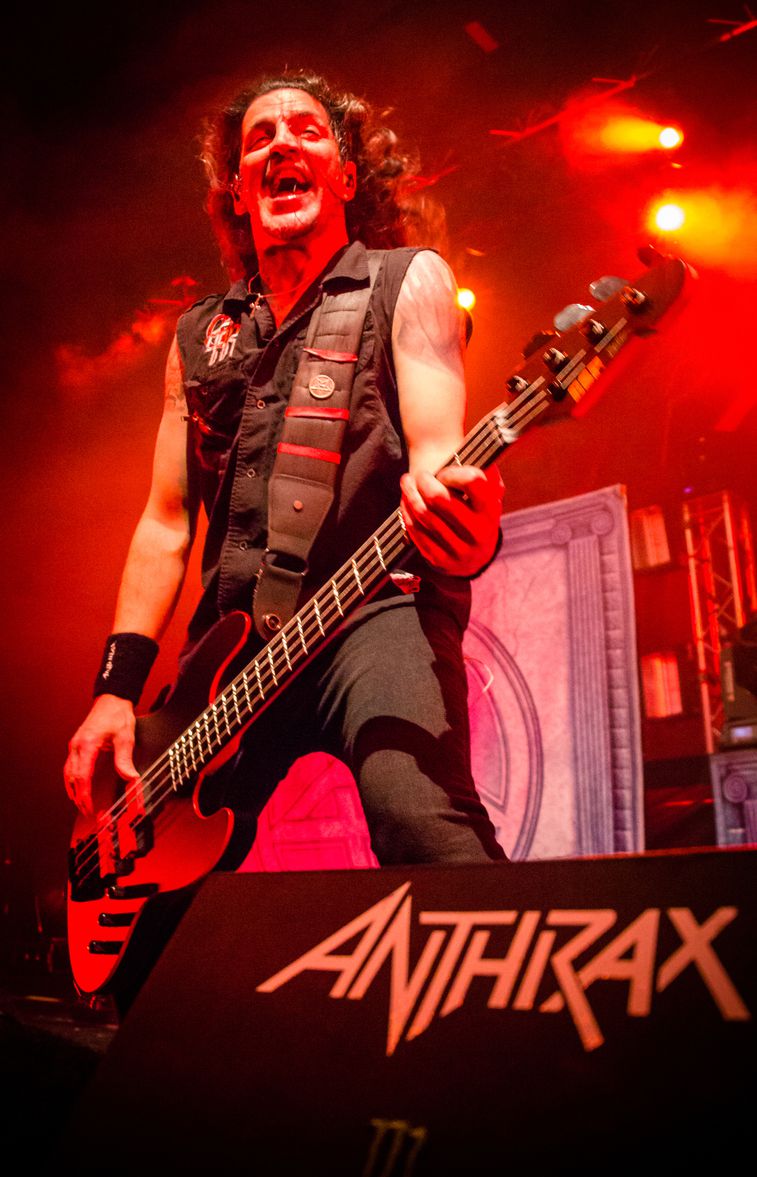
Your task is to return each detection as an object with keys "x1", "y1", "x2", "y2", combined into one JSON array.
[{"x1": 683, "y1": 491, "x2": 757, "y2": 752}]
